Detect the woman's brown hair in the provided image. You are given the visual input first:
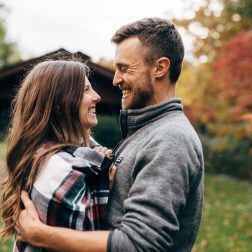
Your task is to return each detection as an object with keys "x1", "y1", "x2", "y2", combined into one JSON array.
[{"x1": 0, "y1": 59, "x2": 90, "y2": 237}]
